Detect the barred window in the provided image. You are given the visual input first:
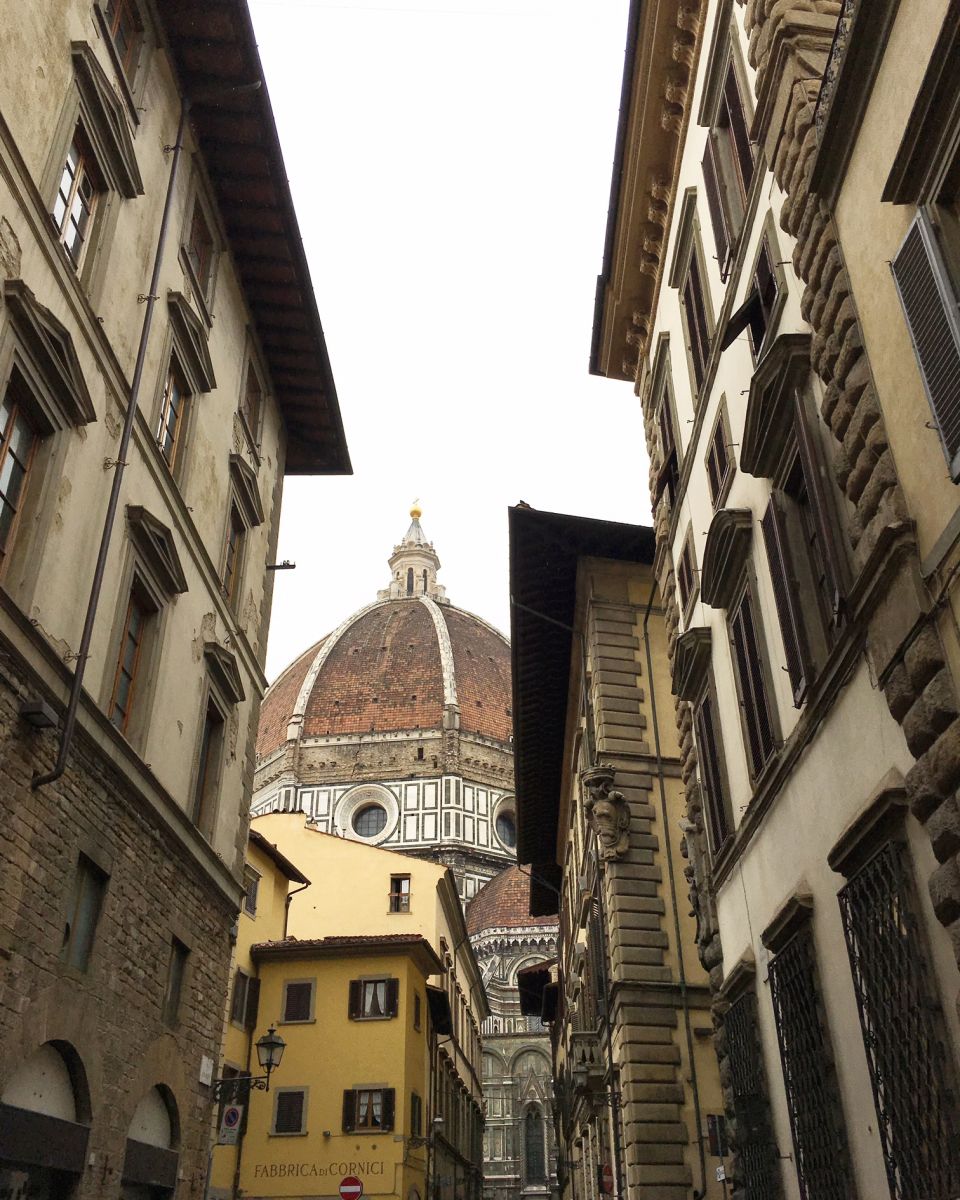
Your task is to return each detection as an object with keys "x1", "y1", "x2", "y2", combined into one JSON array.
[
  {"x1": 724, "y1": 987, "x2": 782, "y2": 1198},
  {"x1": 768, "y1": 917, "x2": 853, "y2": 1198},
  {"x1": 838, "y1": 840, "x2": 960, "y2": 1199}
]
